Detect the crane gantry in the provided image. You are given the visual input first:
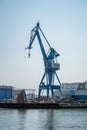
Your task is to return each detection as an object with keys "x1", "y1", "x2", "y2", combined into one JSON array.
[{"x1": 26, "y1": 22, "x2": 61, "y2": 98}]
